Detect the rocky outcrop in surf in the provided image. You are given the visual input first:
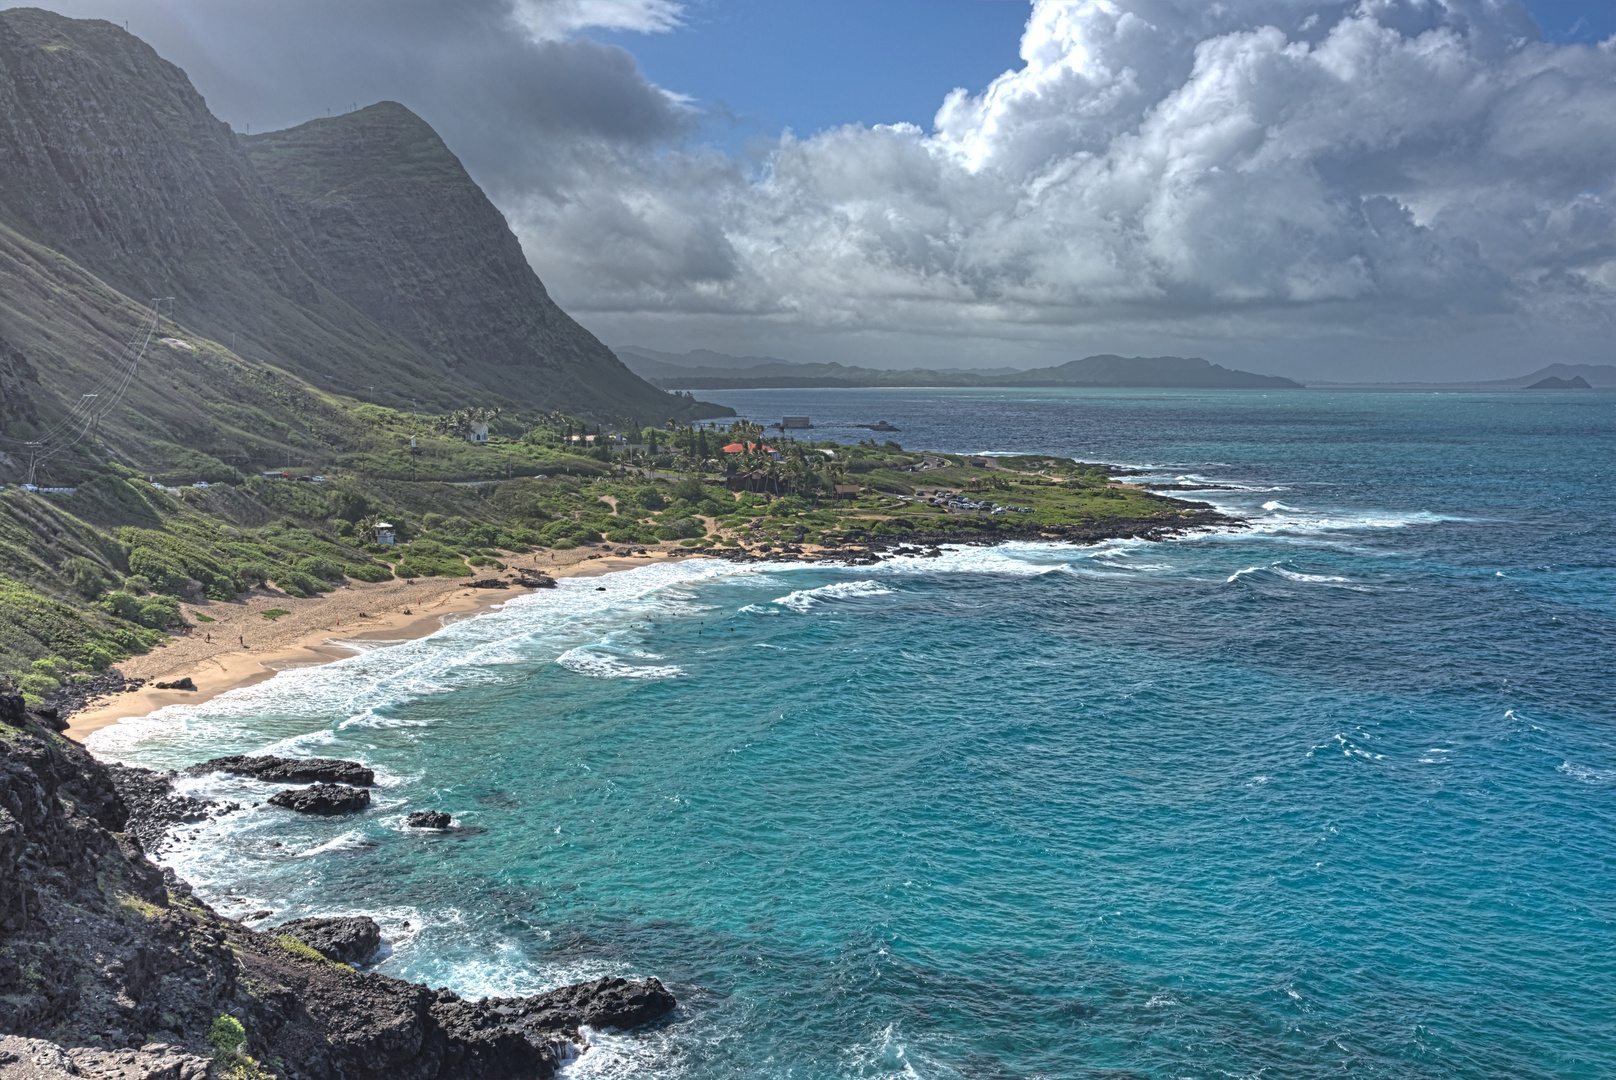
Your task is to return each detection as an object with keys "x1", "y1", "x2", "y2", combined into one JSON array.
[
  {"x1": 0, "y1": 714, "x2": 676, "y2": 1078},
  {"x1": 186, "y1": 755, "x2": 376, "y2": 786},
  {"x1": 406, "y1": 811, "x2": 452, "y2": 830},
  {"x1": 276, "y1": 917, "x2": 383, "y2": 966},
  {"x1": 268, "y1": 784, "x2": 372, "y2": 815}
]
